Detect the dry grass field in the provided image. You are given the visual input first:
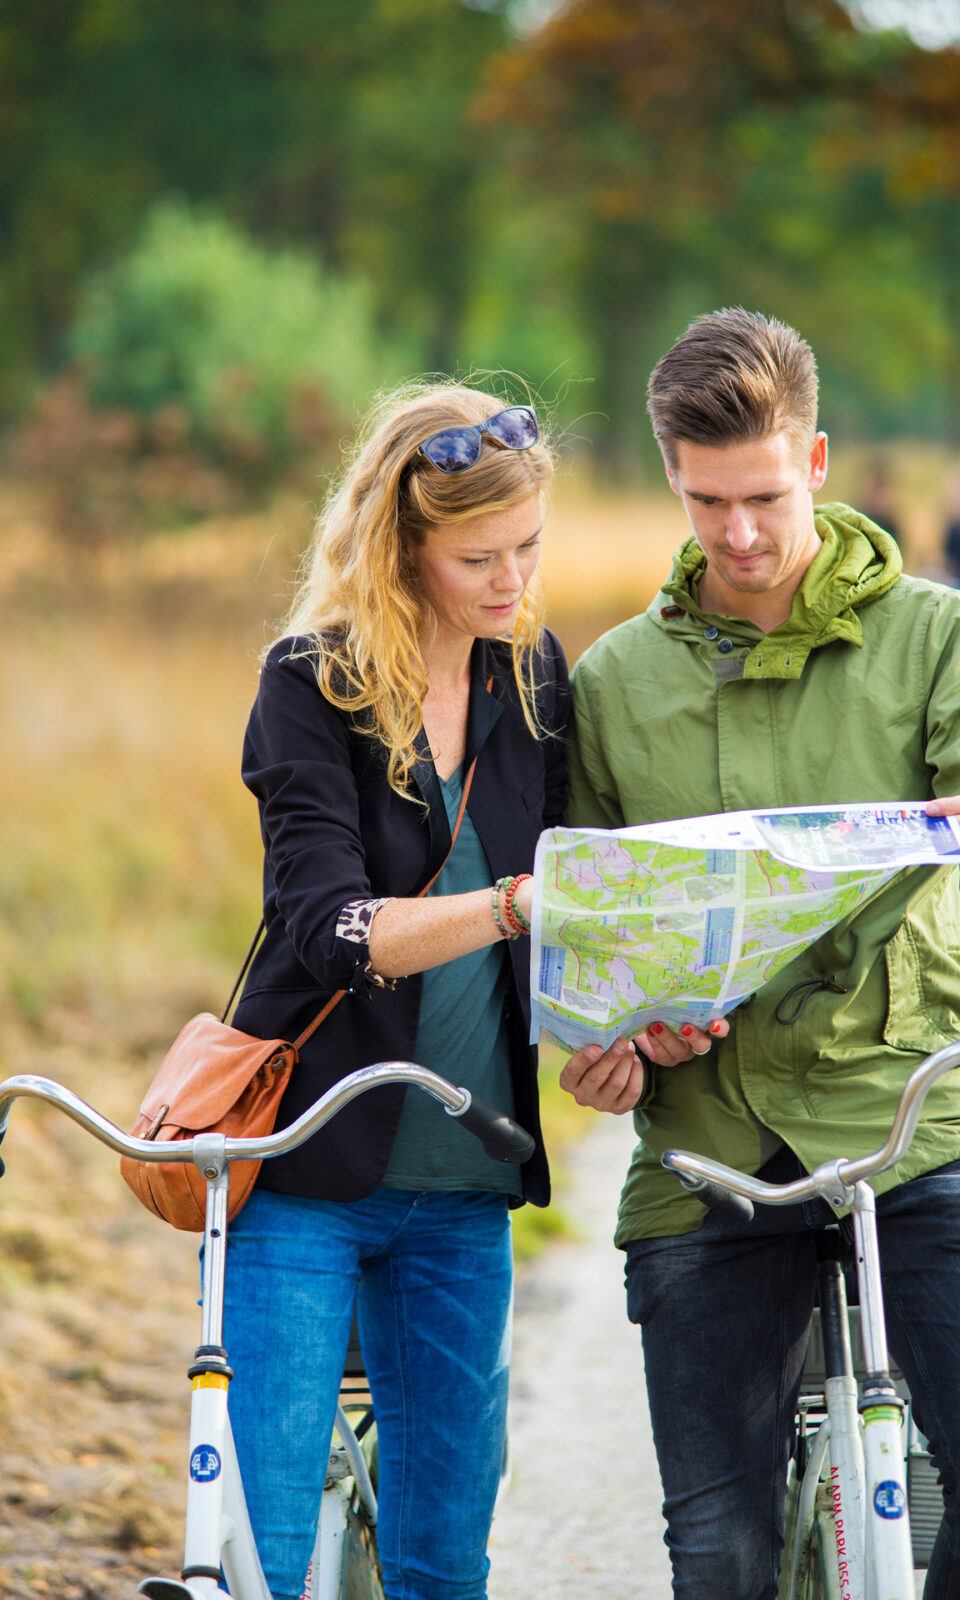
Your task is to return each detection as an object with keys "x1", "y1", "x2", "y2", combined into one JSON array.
[{"x1": 0, "y1": 444, "x2": 955, "y2": 1596}]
